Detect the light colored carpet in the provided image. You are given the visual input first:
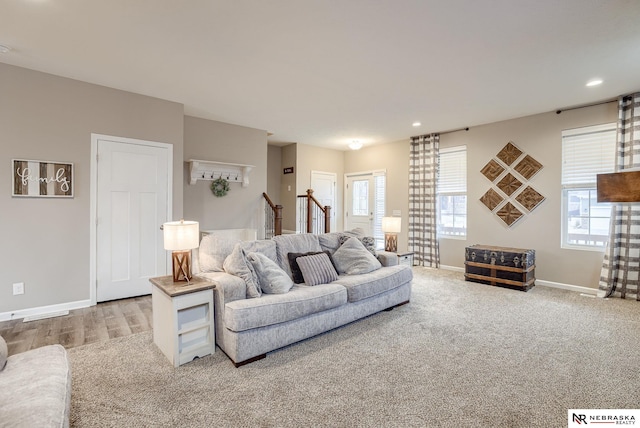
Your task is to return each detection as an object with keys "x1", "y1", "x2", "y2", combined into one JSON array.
[{"x1": 68, "y1": 268, "x2": 640, "y2": 427}]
